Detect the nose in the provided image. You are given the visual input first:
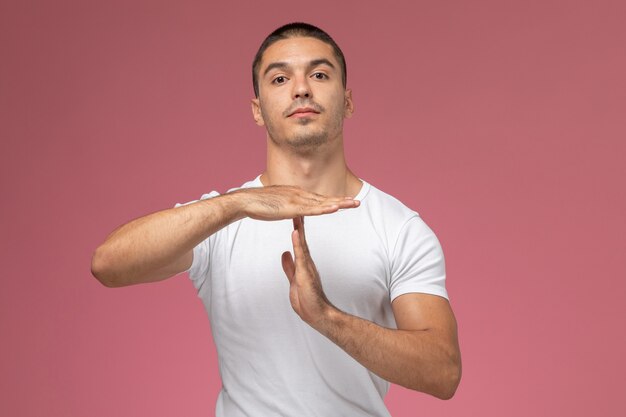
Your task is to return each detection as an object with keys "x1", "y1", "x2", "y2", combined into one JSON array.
[{"x1": 292, "y1": 75, "x2": 311, "y2": 99}]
